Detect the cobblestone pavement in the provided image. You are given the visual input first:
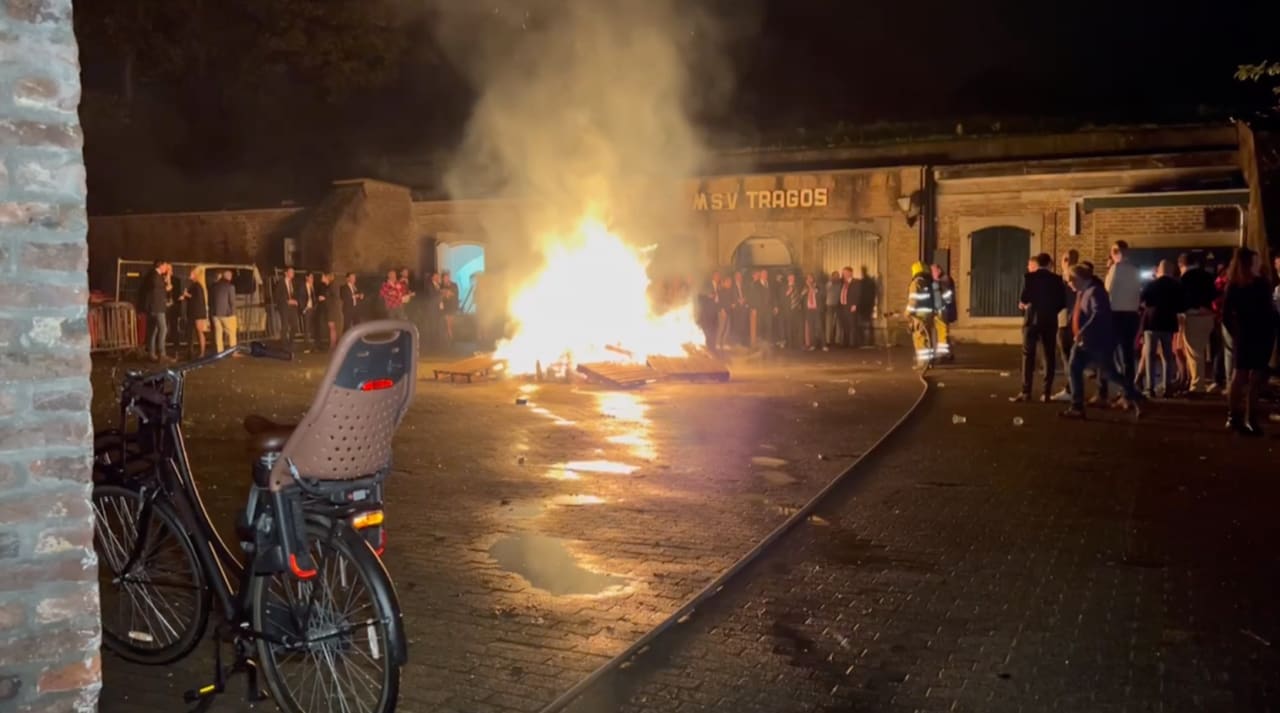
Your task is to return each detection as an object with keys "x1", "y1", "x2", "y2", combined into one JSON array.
[
  {"x1": 573, "y1": 370, "x2": 1280, "y2": 713},
  {"x1": 89, "y1": 346, "x2": 923, "y2": 712}
]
